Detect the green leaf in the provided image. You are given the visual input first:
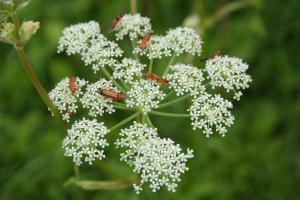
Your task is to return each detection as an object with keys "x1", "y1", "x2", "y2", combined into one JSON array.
[{"x1": 14, "y1": 0, "x2": 30, "y2": 11}]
